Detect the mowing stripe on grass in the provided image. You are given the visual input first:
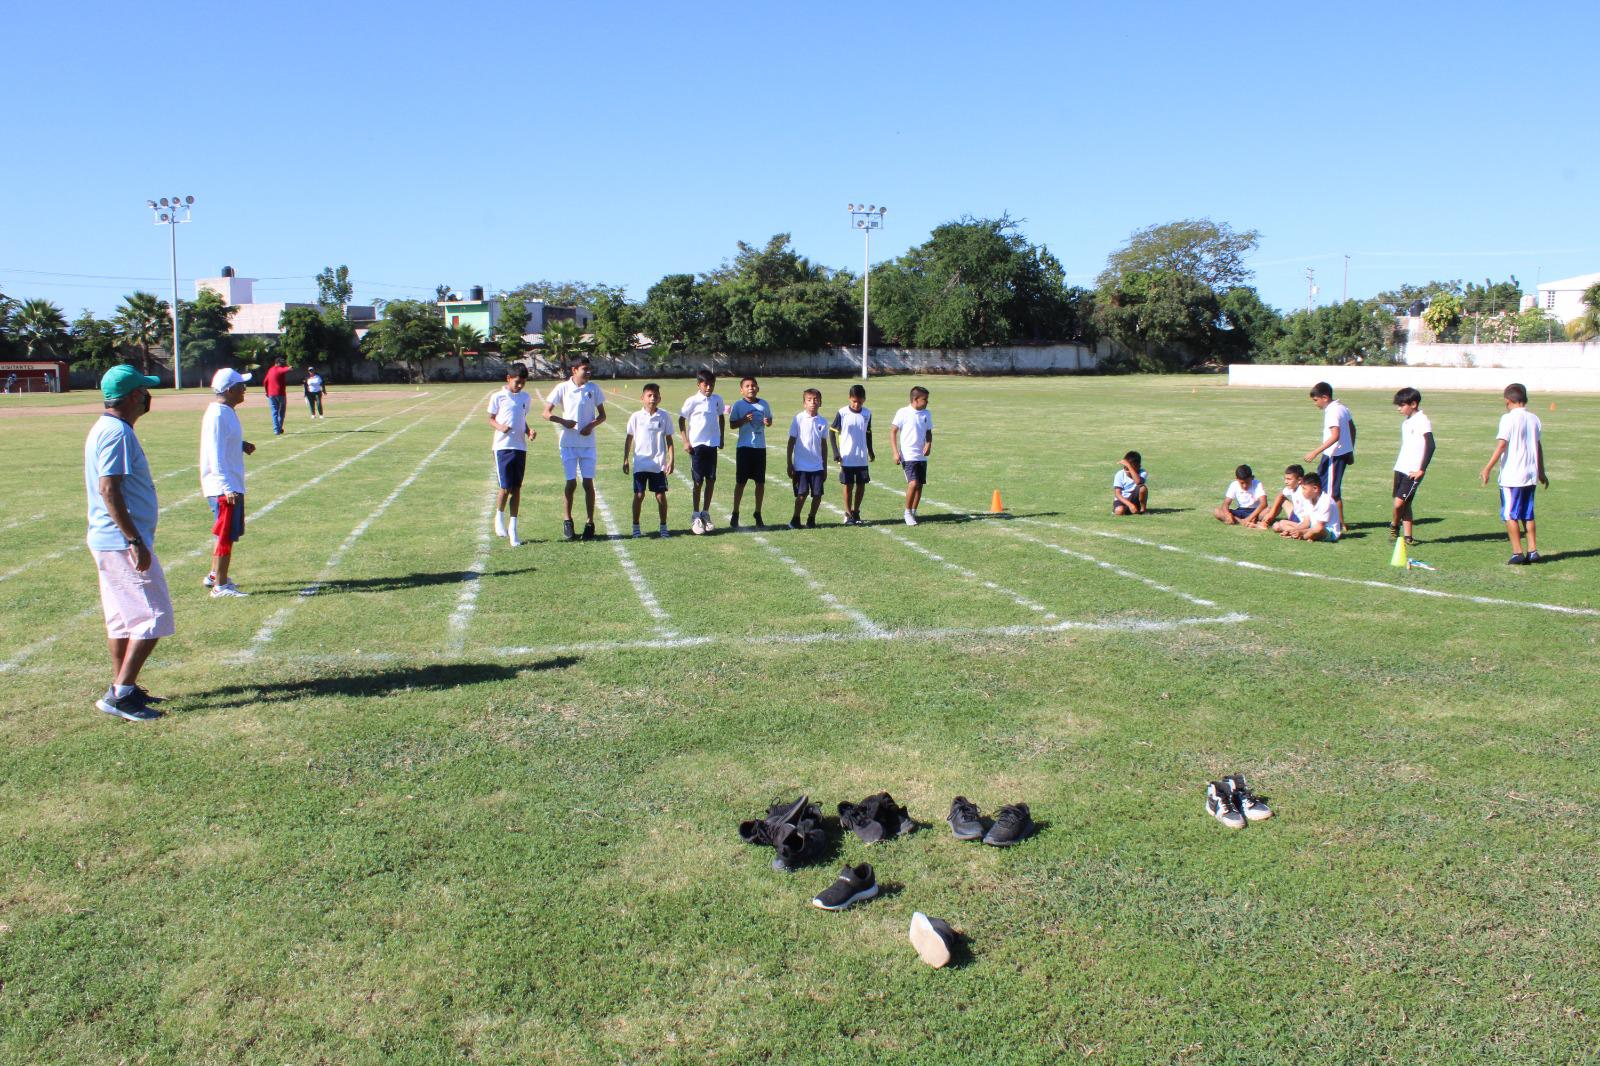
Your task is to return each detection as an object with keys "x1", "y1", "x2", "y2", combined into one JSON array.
[
  {"x1": 1, "y1": 511, "x2": 47, "y2": 533},
  {"x1": 1021, "y1": 517, "x2": 1600, "y2": 618},
  {"x1": 445, "y1": 481, "x2": 500, "y2": 655},
  {"x1": 240, "y1": 400, "x2": 480, "y2": 659}
]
